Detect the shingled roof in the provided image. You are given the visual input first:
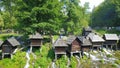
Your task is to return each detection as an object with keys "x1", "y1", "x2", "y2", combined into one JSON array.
[
  {"x1": 67, "y1": 36, "x2": 77, "y2": 44},
  {"x1": 53, "y1": 38, "x2": 68, "y2": 47},
  {"x1": 104, "y1": 34, "x2": 119, "y2": 40},
  {"x1": 6, "y1": 37, "x2": 20, "y2": 46},
  {"x1": 29, "y1": 32, "x2": 43, "y2": 39},
  {"x1": 86, "y1": 33, "x2": 95, "y2": 39},
  {"x1": 90, "y1": 35, "x2": 104, "y2": 42},
  {"x1": 78, "y1": 36, "x2": 92, "y2": 46}
]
